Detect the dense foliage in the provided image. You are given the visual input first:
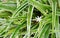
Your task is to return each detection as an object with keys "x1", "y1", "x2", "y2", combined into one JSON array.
[{"x1": 0, "y1": 0, "x2": 60, "y2": 38}]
